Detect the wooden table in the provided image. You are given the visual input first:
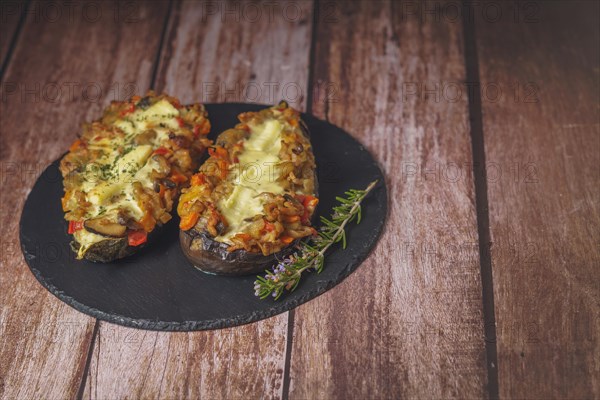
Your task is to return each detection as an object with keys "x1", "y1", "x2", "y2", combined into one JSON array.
[{"x1": 1, "y1": 1, "x2": 598, "y2": 398}]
